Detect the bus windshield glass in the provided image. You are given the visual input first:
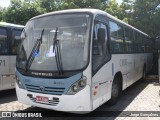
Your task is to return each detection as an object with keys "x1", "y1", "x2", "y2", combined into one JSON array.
[{"x1": 17, "y1": 13, "x2": 91, "y2": 72}]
